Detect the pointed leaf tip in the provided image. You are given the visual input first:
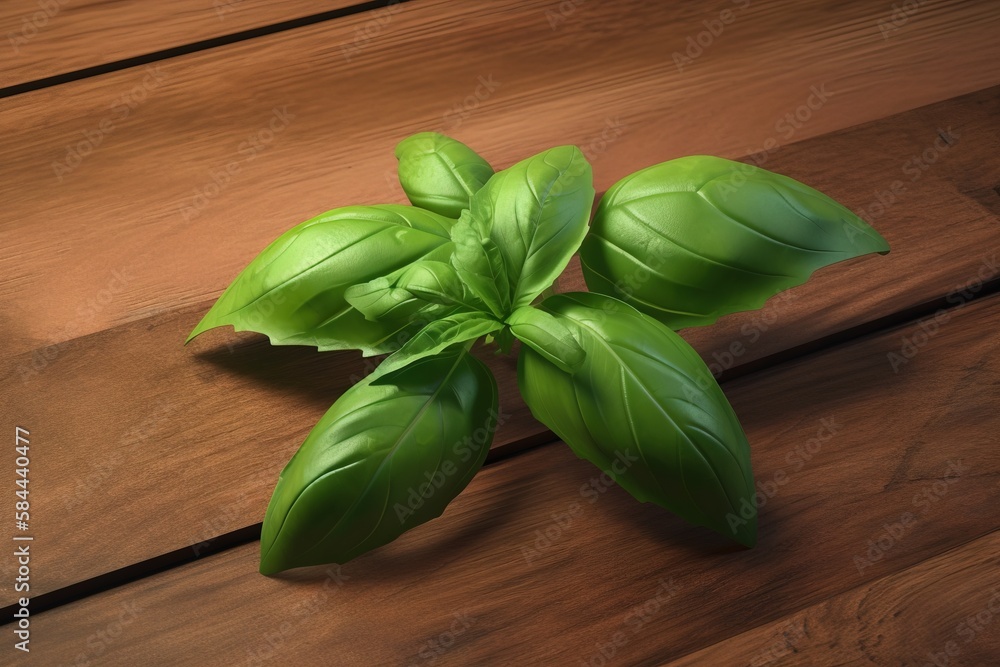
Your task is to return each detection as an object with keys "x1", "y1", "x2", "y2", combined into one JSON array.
[
  {"x1": 581, "y1": 155, "x2": 891, "y2": 329},
  {"x1": 259, "y1": 348, "x2": 499, "y2": 573},
  {"x1": 517, "y1": 292, "x2": 757, "y2": 547}
]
